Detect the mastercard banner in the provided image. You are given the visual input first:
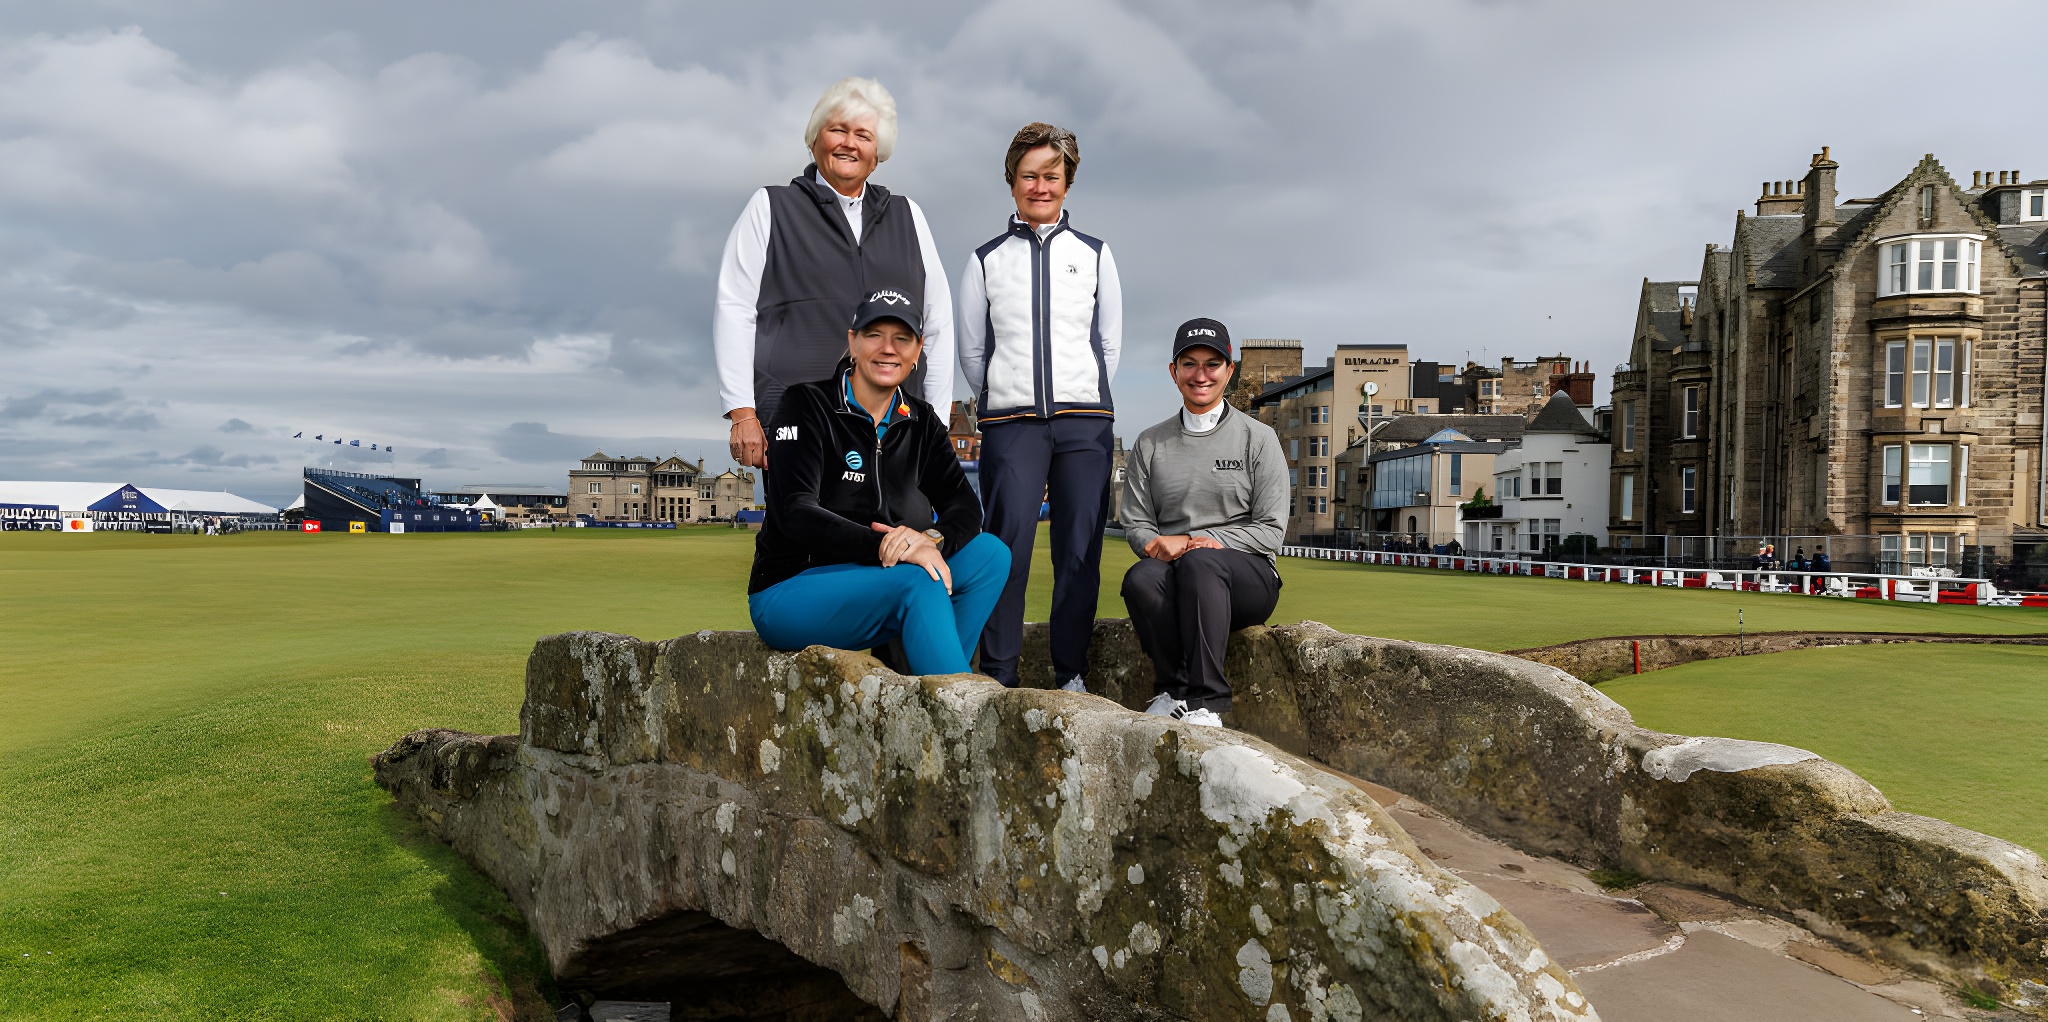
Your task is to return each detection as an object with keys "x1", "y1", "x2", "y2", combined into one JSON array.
[
  {"x1": 302, "y1": 521, "x2": 321, "y2": 533},
  {"x1": 63, "y1": 516, "x2": 94, "y2": 533}
]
